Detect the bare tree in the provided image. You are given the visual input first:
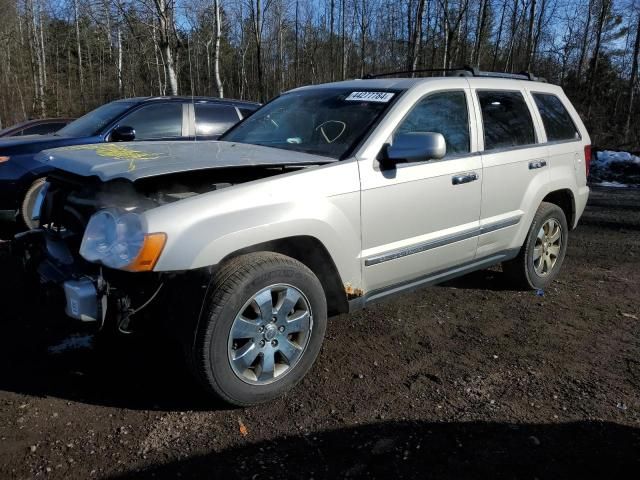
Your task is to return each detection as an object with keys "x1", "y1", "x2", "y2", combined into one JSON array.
[
  {"x1": 625, "y1": 7, "x2": 640, "y2": 142},
  {"x1": 407, "y1": 0, "x2": 427, "y2": 73},
  {"x1": 152, "y1": 0, "x2": 179, "y2": 95},
  {"x1": 213, "y1": 0, "x2": 224, "y2": 97}
]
